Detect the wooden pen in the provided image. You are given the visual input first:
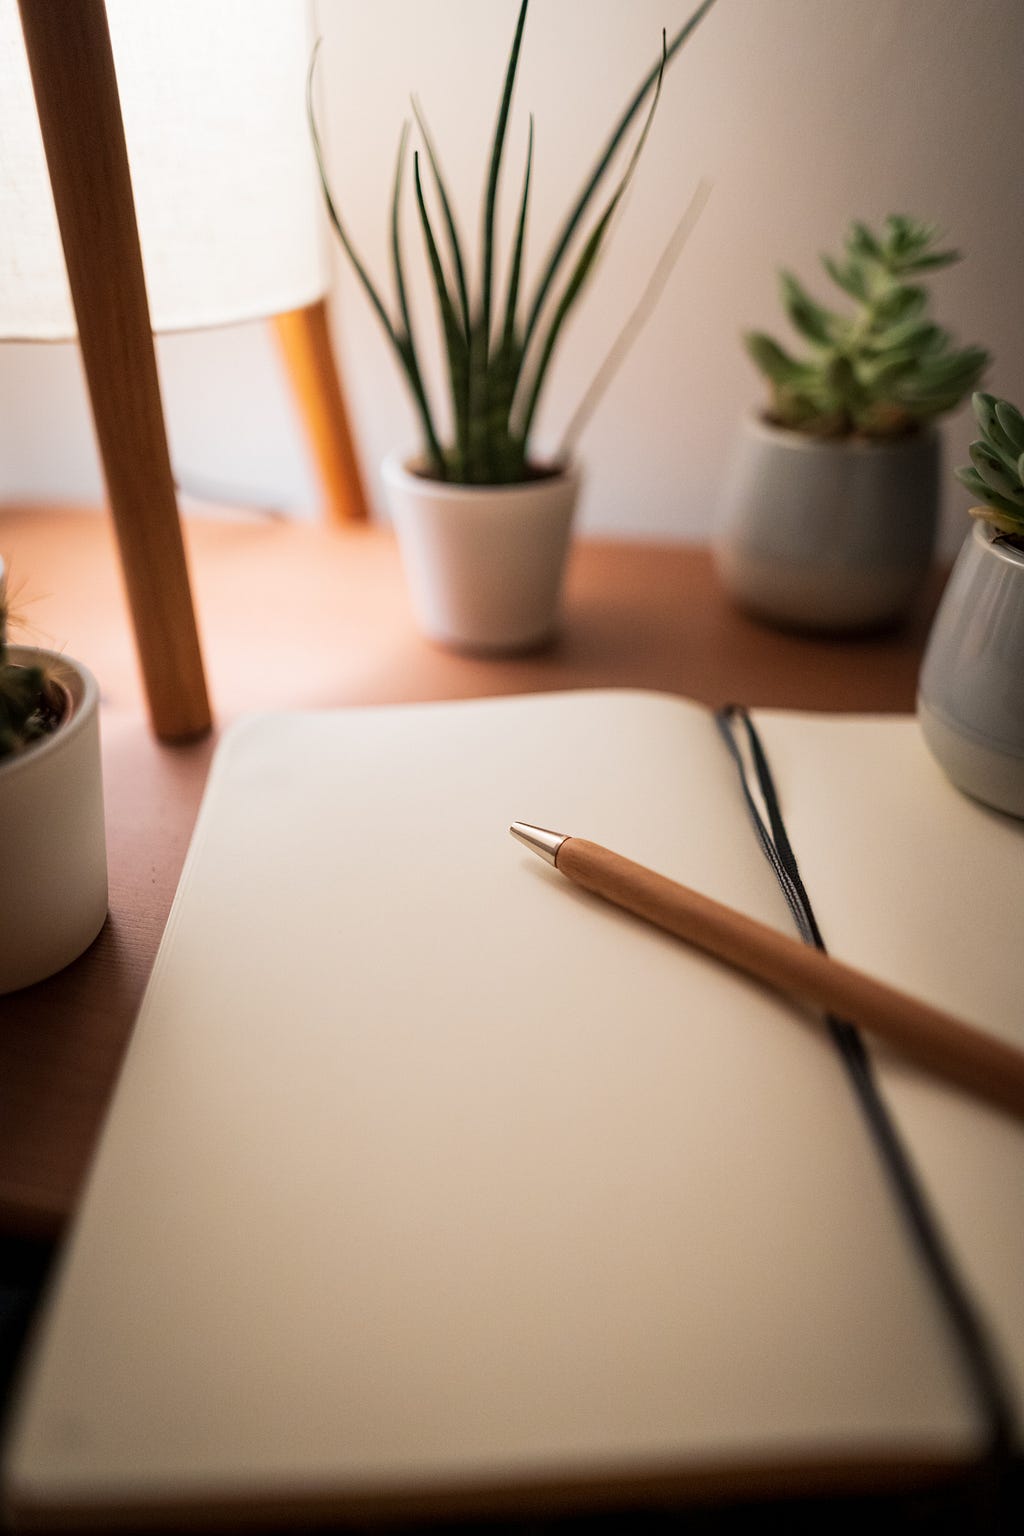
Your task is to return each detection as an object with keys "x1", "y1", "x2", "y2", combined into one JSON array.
[{"x1": 510, "y1": 822, "x2": 1024, "y2": 1124}]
